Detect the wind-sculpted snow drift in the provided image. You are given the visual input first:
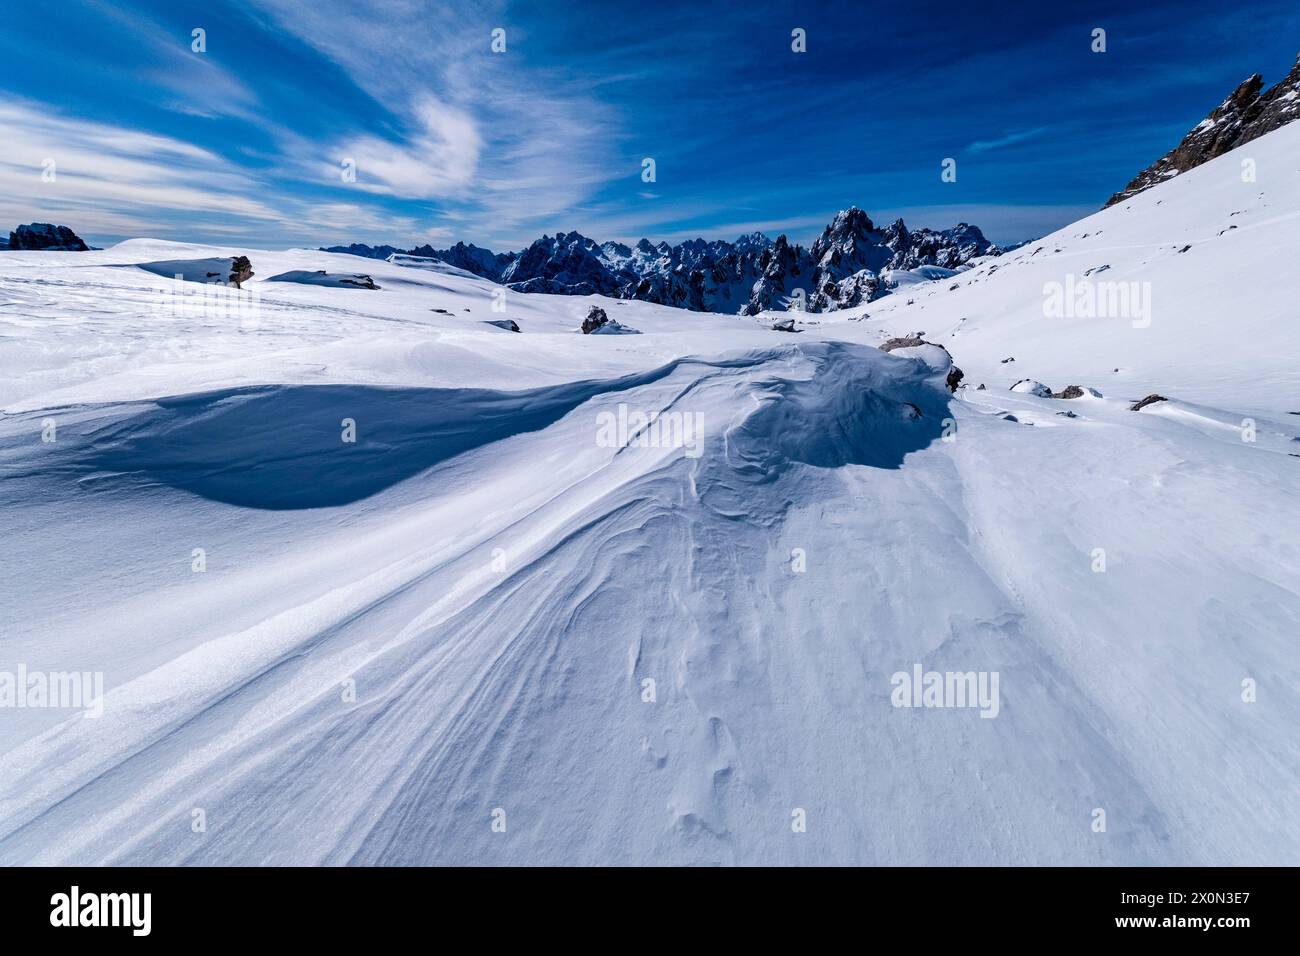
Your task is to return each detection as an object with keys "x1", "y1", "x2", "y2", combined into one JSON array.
[
  {"x1": 32, "y1": 347, "x2": 936, "y2": 510},
  {"x1": 0, "y1": 123, "x2": 1298, "y2": 866}
]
